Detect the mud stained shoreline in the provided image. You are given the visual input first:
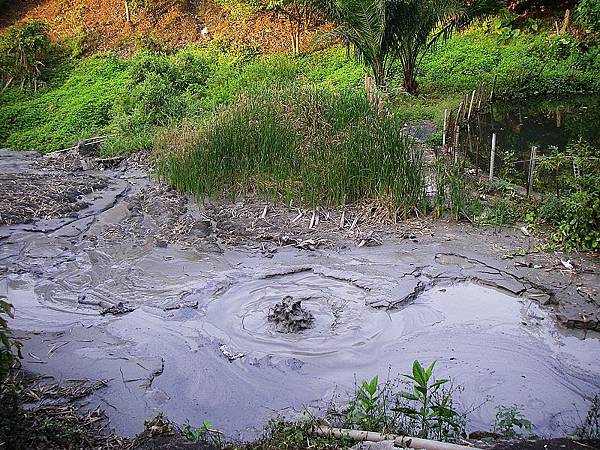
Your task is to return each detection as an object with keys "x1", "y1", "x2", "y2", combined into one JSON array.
[{"x1": 1, "y1": 148, "x2": 599, "y2": 440}]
